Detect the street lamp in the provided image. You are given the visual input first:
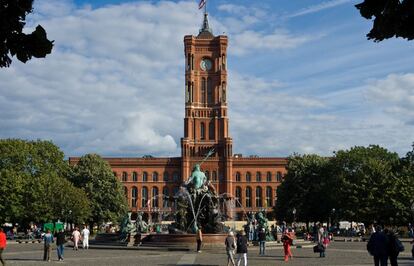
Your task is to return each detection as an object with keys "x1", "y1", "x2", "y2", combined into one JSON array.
[{"x1": 292, "y1": 208, "x2": 296, "y2": 228}]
